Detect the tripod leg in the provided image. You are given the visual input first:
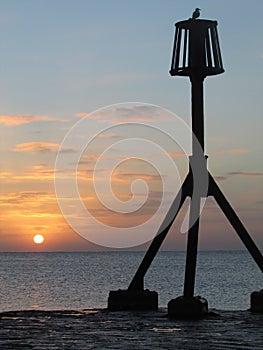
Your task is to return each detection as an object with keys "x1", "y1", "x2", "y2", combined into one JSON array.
[
  {"x1": 183, "y1": 195, "x2": 201, "y2": 297},
  {"x1": 209, "y1": 173, "x2": 263, "y2": 272},
  {"x1": 128, "y1": 173, "x2": 192, "y2": 290}
]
